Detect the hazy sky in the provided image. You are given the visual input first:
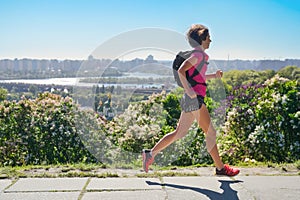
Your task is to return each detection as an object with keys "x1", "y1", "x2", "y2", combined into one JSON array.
[{"x1": 1, "y1": 0, "x2": 300, "y2": 60}]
